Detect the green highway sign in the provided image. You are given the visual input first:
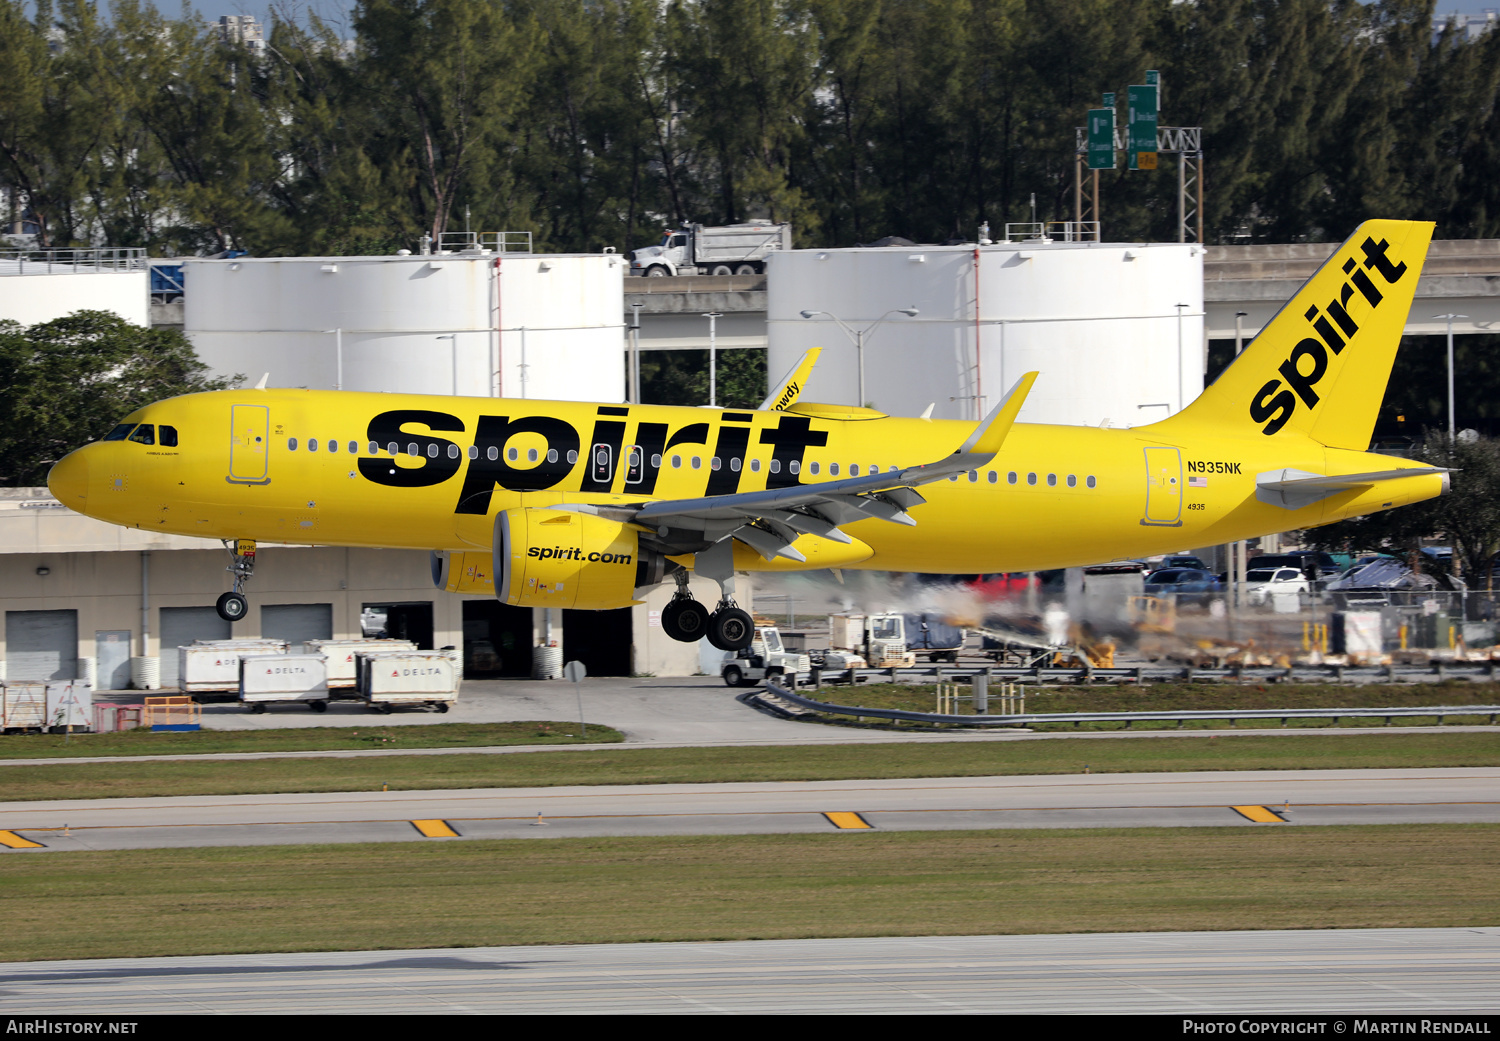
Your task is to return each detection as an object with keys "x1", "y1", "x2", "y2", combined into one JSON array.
[
  {"x1": 1127, "y1": 82, "x2": 1158, "y2": 170},
  {"x1": 1087, "y1": 108, "x2": 1115, "y2": 169}
]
